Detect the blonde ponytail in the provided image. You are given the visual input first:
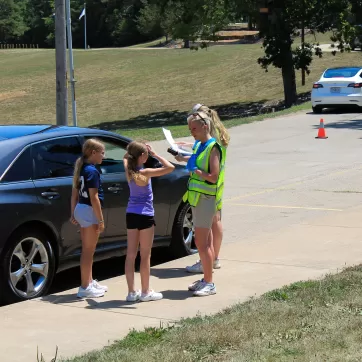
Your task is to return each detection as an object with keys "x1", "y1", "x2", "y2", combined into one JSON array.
[
  {"x1": 73, "y1": 156, "x2": 84, "y2": 188},
  {"x1": 209, "y1": 109, "x2": 230, "y2": 148},
  {"x1": 196, "y1": 105, "x2": 230, "y2": 148},
  {"x1": 73, "y1": 138, "x2": 105, "y2": 188}
]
